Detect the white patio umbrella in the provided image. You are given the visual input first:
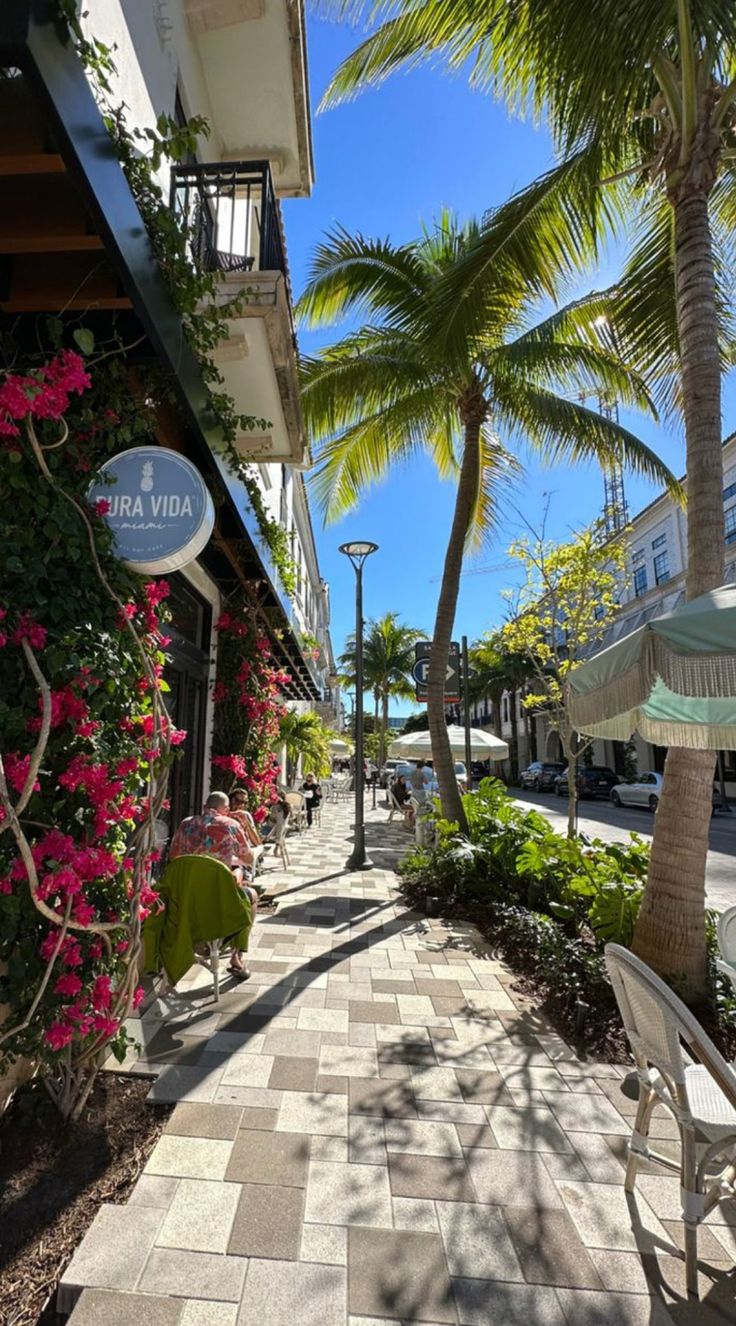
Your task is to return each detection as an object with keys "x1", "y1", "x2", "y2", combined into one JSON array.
[
  {"x1": 388, "y1": 725, "x2": 509, "y2": 762},
  {"x1": 329, "y1": 737, "x2": 353, "y2": 754}
]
